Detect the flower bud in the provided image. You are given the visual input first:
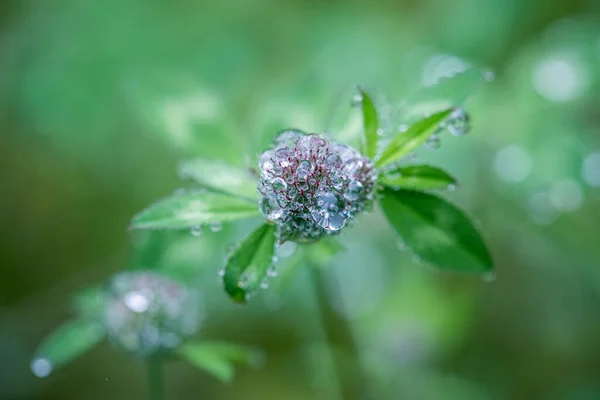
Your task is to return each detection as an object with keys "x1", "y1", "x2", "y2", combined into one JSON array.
[
  {"x1": 258, "y1": 130, "x2": 377, "y2": 242},
  {"x1": 103, "y1": 271, "x2": 203, "y2": 355}
]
